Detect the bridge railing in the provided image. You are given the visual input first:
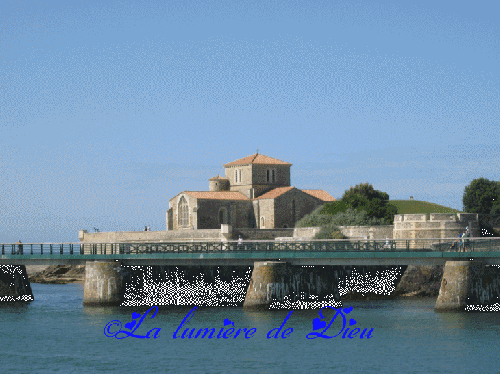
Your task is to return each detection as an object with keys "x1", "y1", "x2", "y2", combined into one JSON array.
[{"x1": 2, "y1": 238, "x2": 500, "y2": 255}]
